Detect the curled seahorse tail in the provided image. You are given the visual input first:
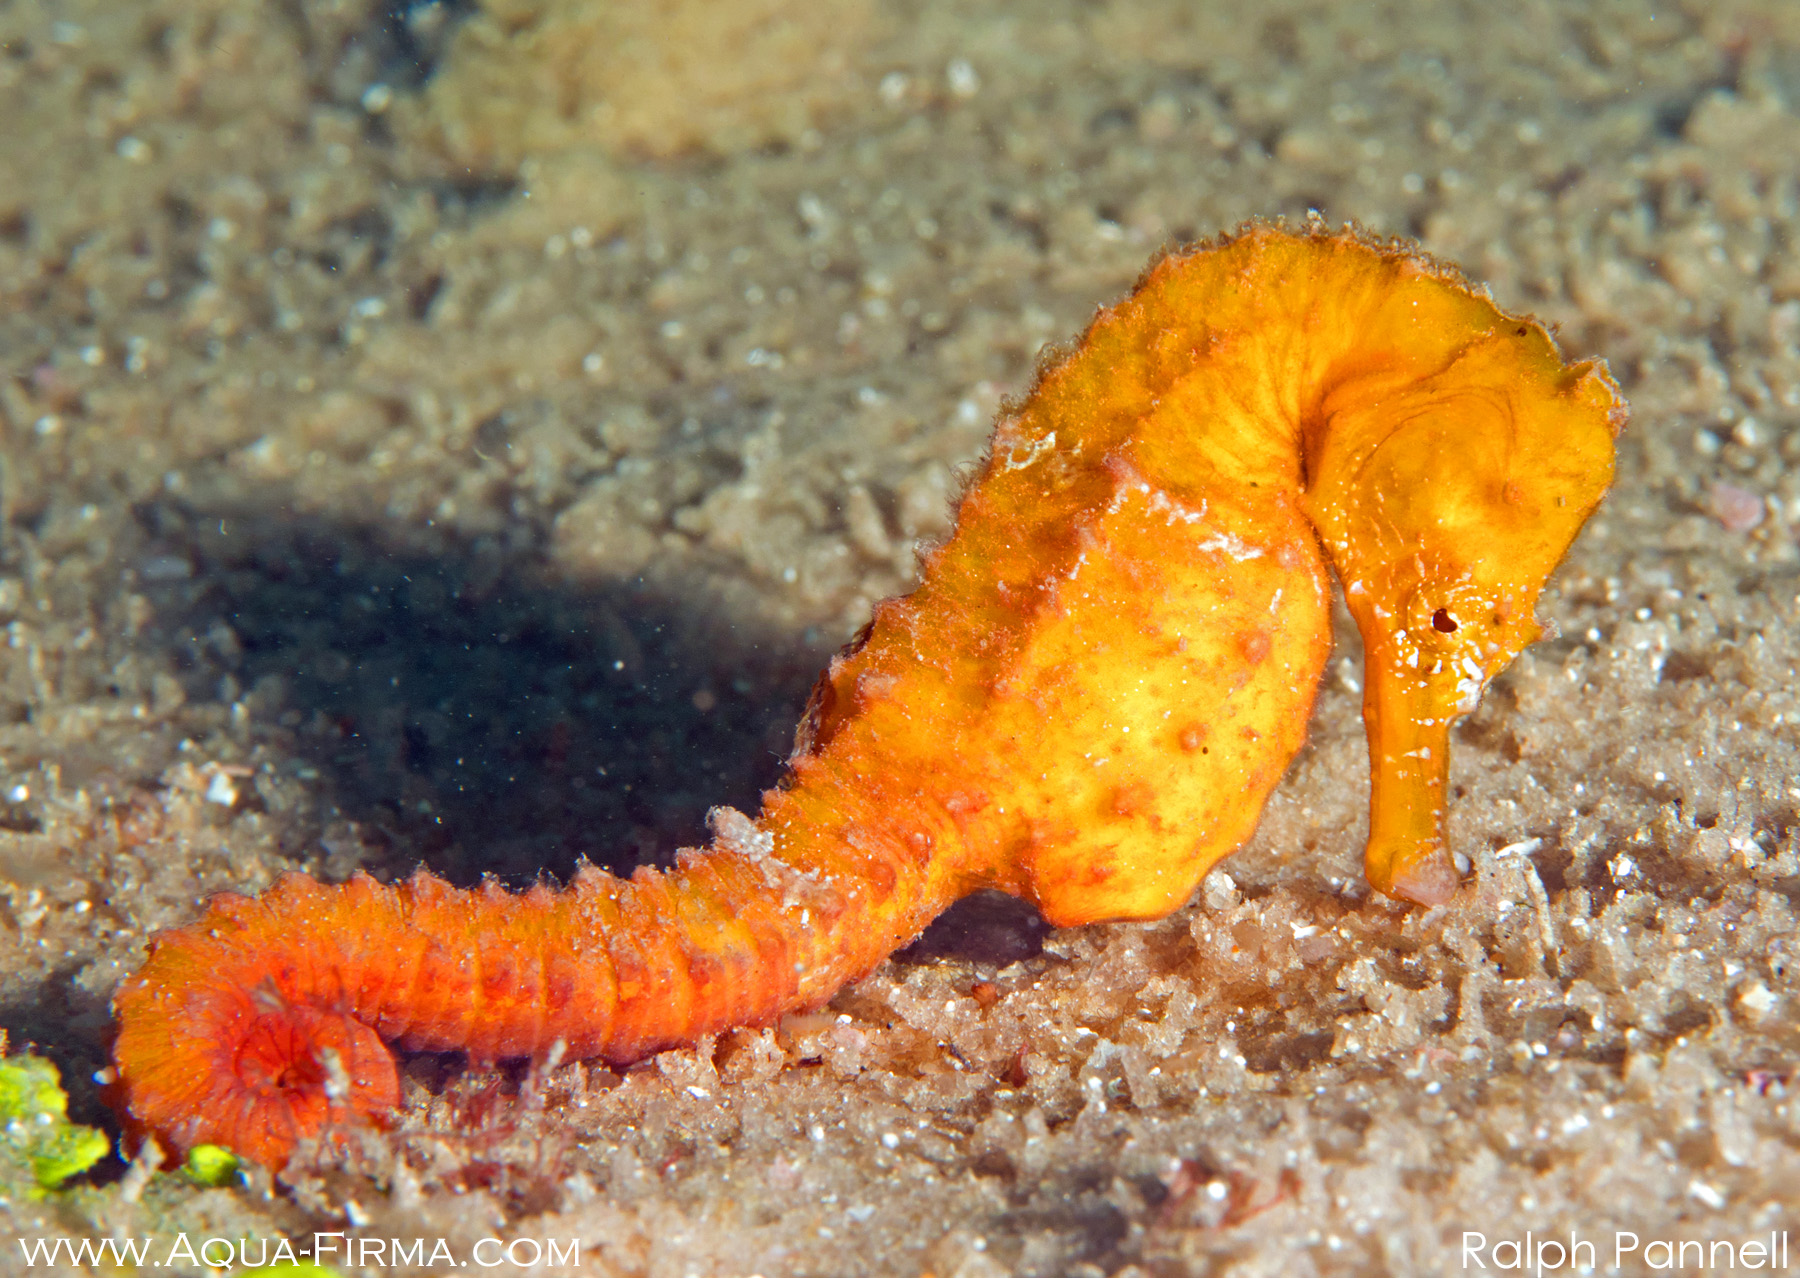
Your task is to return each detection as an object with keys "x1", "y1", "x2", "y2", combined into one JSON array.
[
  {"x1": 111, "y1": 874, "x2": 403, "y2": 1169},
  {"x1": 113, "y1": 801, "x2": 965, "y2": 1167}
]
